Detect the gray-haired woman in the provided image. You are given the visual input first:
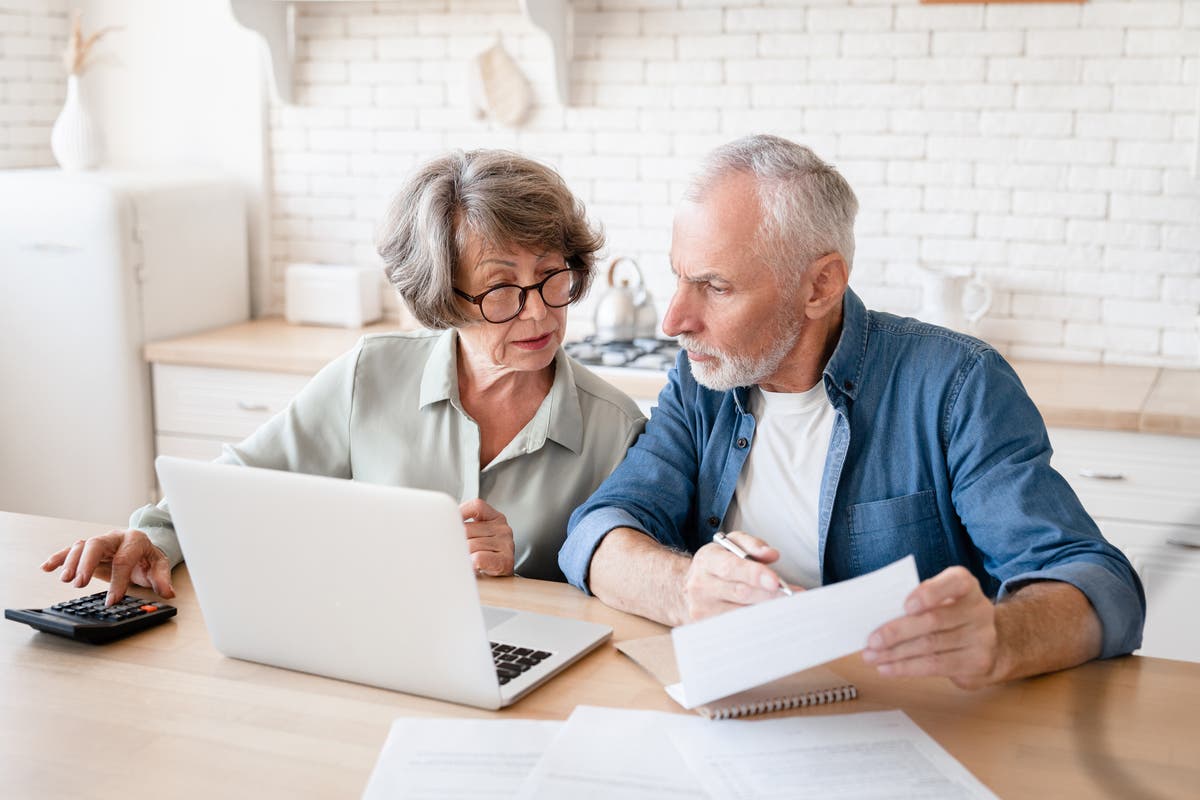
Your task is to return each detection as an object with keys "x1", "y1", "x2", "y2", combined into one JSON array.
[{"x1": 42, "y1": 150, "x2": 646, "y2": 604}]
